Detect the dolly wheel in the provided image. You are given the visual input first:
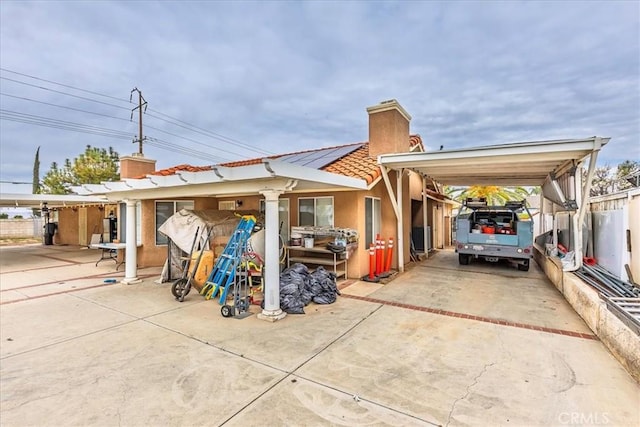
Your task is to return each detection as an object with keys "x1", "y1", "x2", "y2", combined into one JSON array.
[
  {"x1": 171, "y1": 278, "x2": 188, "y2": 299},
  {"x1": 458, "y1": 254, "x2": 471, "y2": 265},
  {"x1": 221, "y1": 305, "x2": 234, "y2": 318},
  {"x1": 518, "y1": 260, "x2": 530, "y2": 271}
]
